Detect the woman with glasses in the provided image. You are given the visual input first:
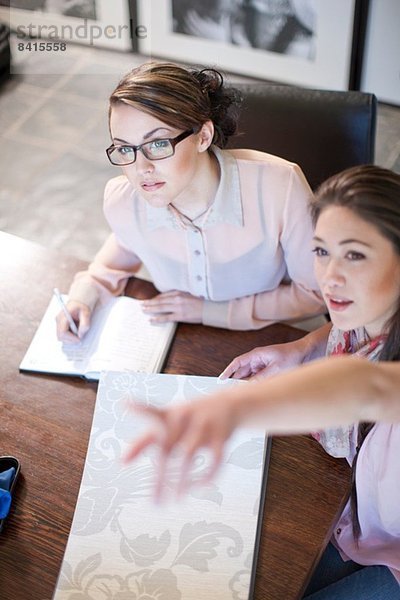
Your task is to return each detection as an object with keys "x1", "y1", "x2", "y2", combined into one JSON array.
[{"x1": 57, "y1": 61, "x2": 325, "y2": 342}]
